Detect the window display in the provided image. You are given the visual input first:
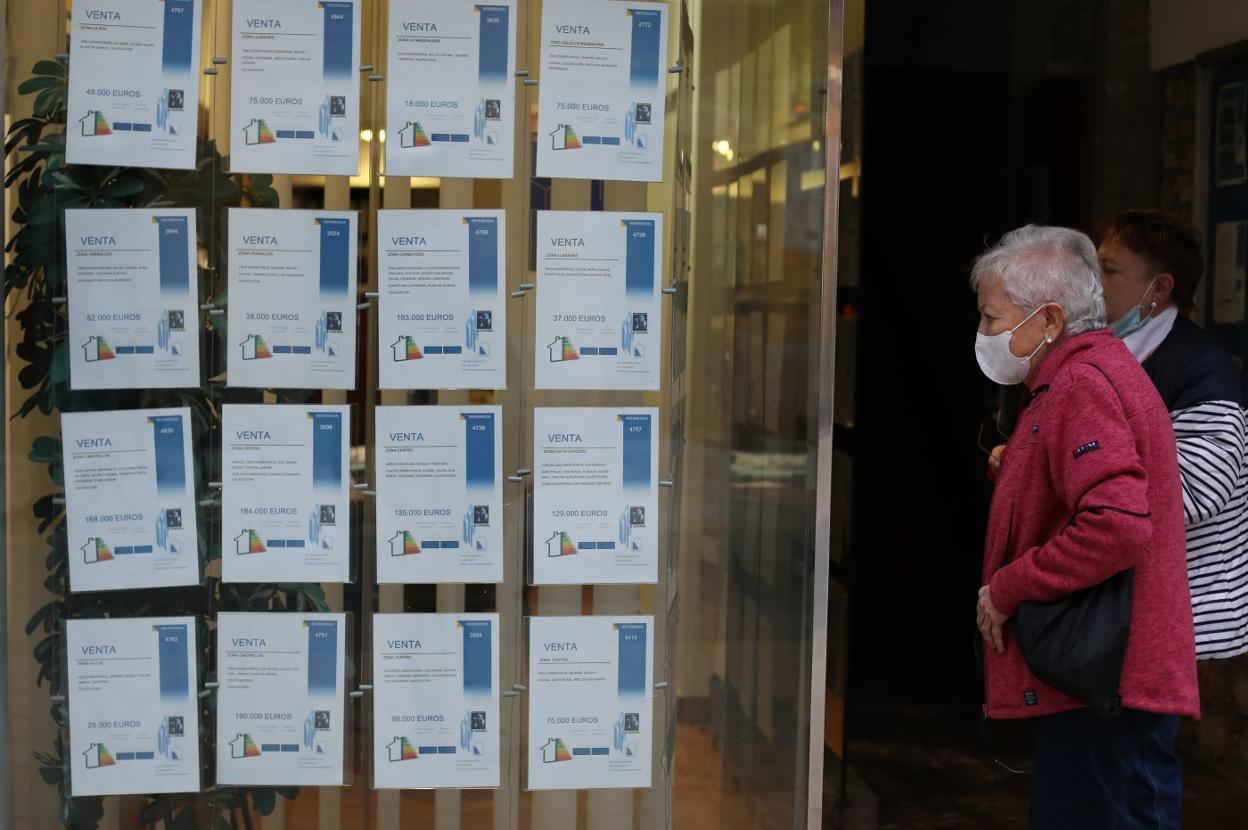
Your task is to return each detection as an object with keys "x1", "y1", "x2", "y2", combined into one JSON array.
[
  {"x1": 66, "y1": 0, "x2": 203, "y2": 170},
  {"x1": 226, "y1": 209, "x2": 359, "y2": 390},
  {"x1": 215, "y1": 612, "x2": 348, "y2": 786},
  {"x1": 66, "y1": 208, "x2": 201, "y2": 390},
  {"x1": 378, "y1": 210, "x2": 508, "y2": 390},
  {"x1": 67, "y1": 617, "x2": 201, "y2": 796},
  {"x1": 61, "y1": 408, "x2": 200, "y2": 592},
  {"x1": 228, "y1": 0, "x2": 362, "y2": 175},
  {"x1": 221, "y1": 405, "x2": 352, "y2": 584},
  {"x1": 371, "y1": 613, "x2": 501, "y2": 788},
  {"x1": 385, "y1": 0, "x2": 518, "y2": 179}
]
